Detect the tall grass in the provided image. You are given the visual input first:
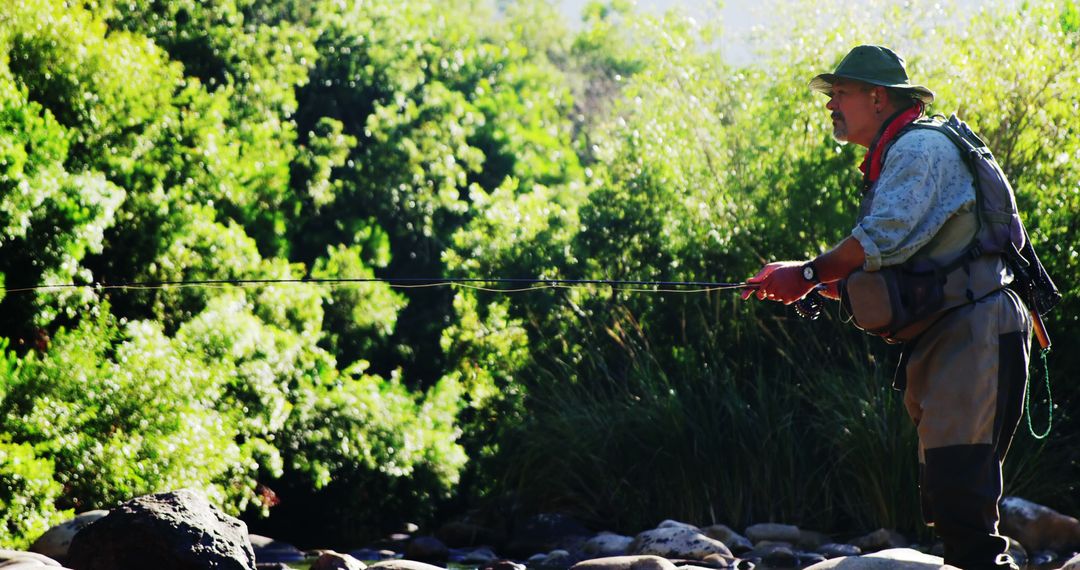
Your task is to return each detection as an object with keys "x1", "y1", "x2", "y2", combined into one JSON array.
[{"x1": 491, "y1": 295, "x2": 1073, "y2": 536}]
